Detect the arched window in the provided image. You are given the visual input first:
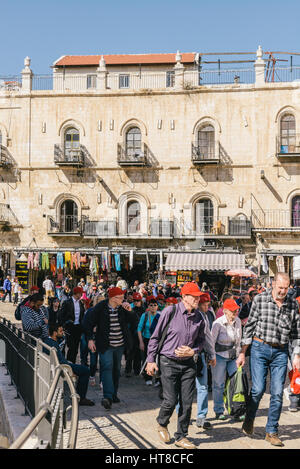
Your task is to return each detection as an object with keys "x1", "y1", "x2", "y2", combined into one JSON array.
[
  {"x1": 280, "y1": 114, "x2": 296, "y2": 153},
  {"x1": 60, "y1": 199, "x2": 78, "y2": 232},
  {"x1": 64, "y1": 128, "x2": 80, "y2": 160},
  {"x1": 126, "y1": 127, "x2": 142, "y2": 158},
  {"x1": 195, "y1": 198, "x2": 214, "y2": 234},
  {"x1": 292, "y1": 196, "x2": 300, "y2": 227},
  {"x1": 197, "y1": 125, "x2": 215, "y2": 159},
  {"x1": 127, "y1": 200, "x2": 141, "y2": 234}
]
